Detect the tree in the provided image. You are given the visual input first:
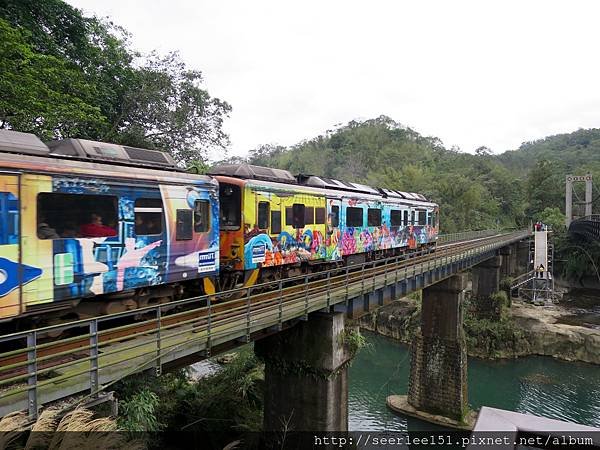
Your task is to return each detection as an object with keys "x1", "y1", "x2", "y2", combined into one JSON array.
[
  {"x1": 475, "y1": 146, "x2": 492, "y2": 156},
  {"x1": 0, "y1": 18, "x2": 106, "y2": 138},
  {"x1": 538, "y1": 207, "x2": 565, "y2": 232},
  {"x1": 248, "y1": 143, "x2": 287, "y2": 166},
  {"x1": 106, "y1": 52, "x2": 231, "y2": 163},
  {"x1": 0, "y1": 0, "x2": 231, "y2": 164},
  {"x1": 526, "y1": 160, "x2": 563, "y2": 218}
]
